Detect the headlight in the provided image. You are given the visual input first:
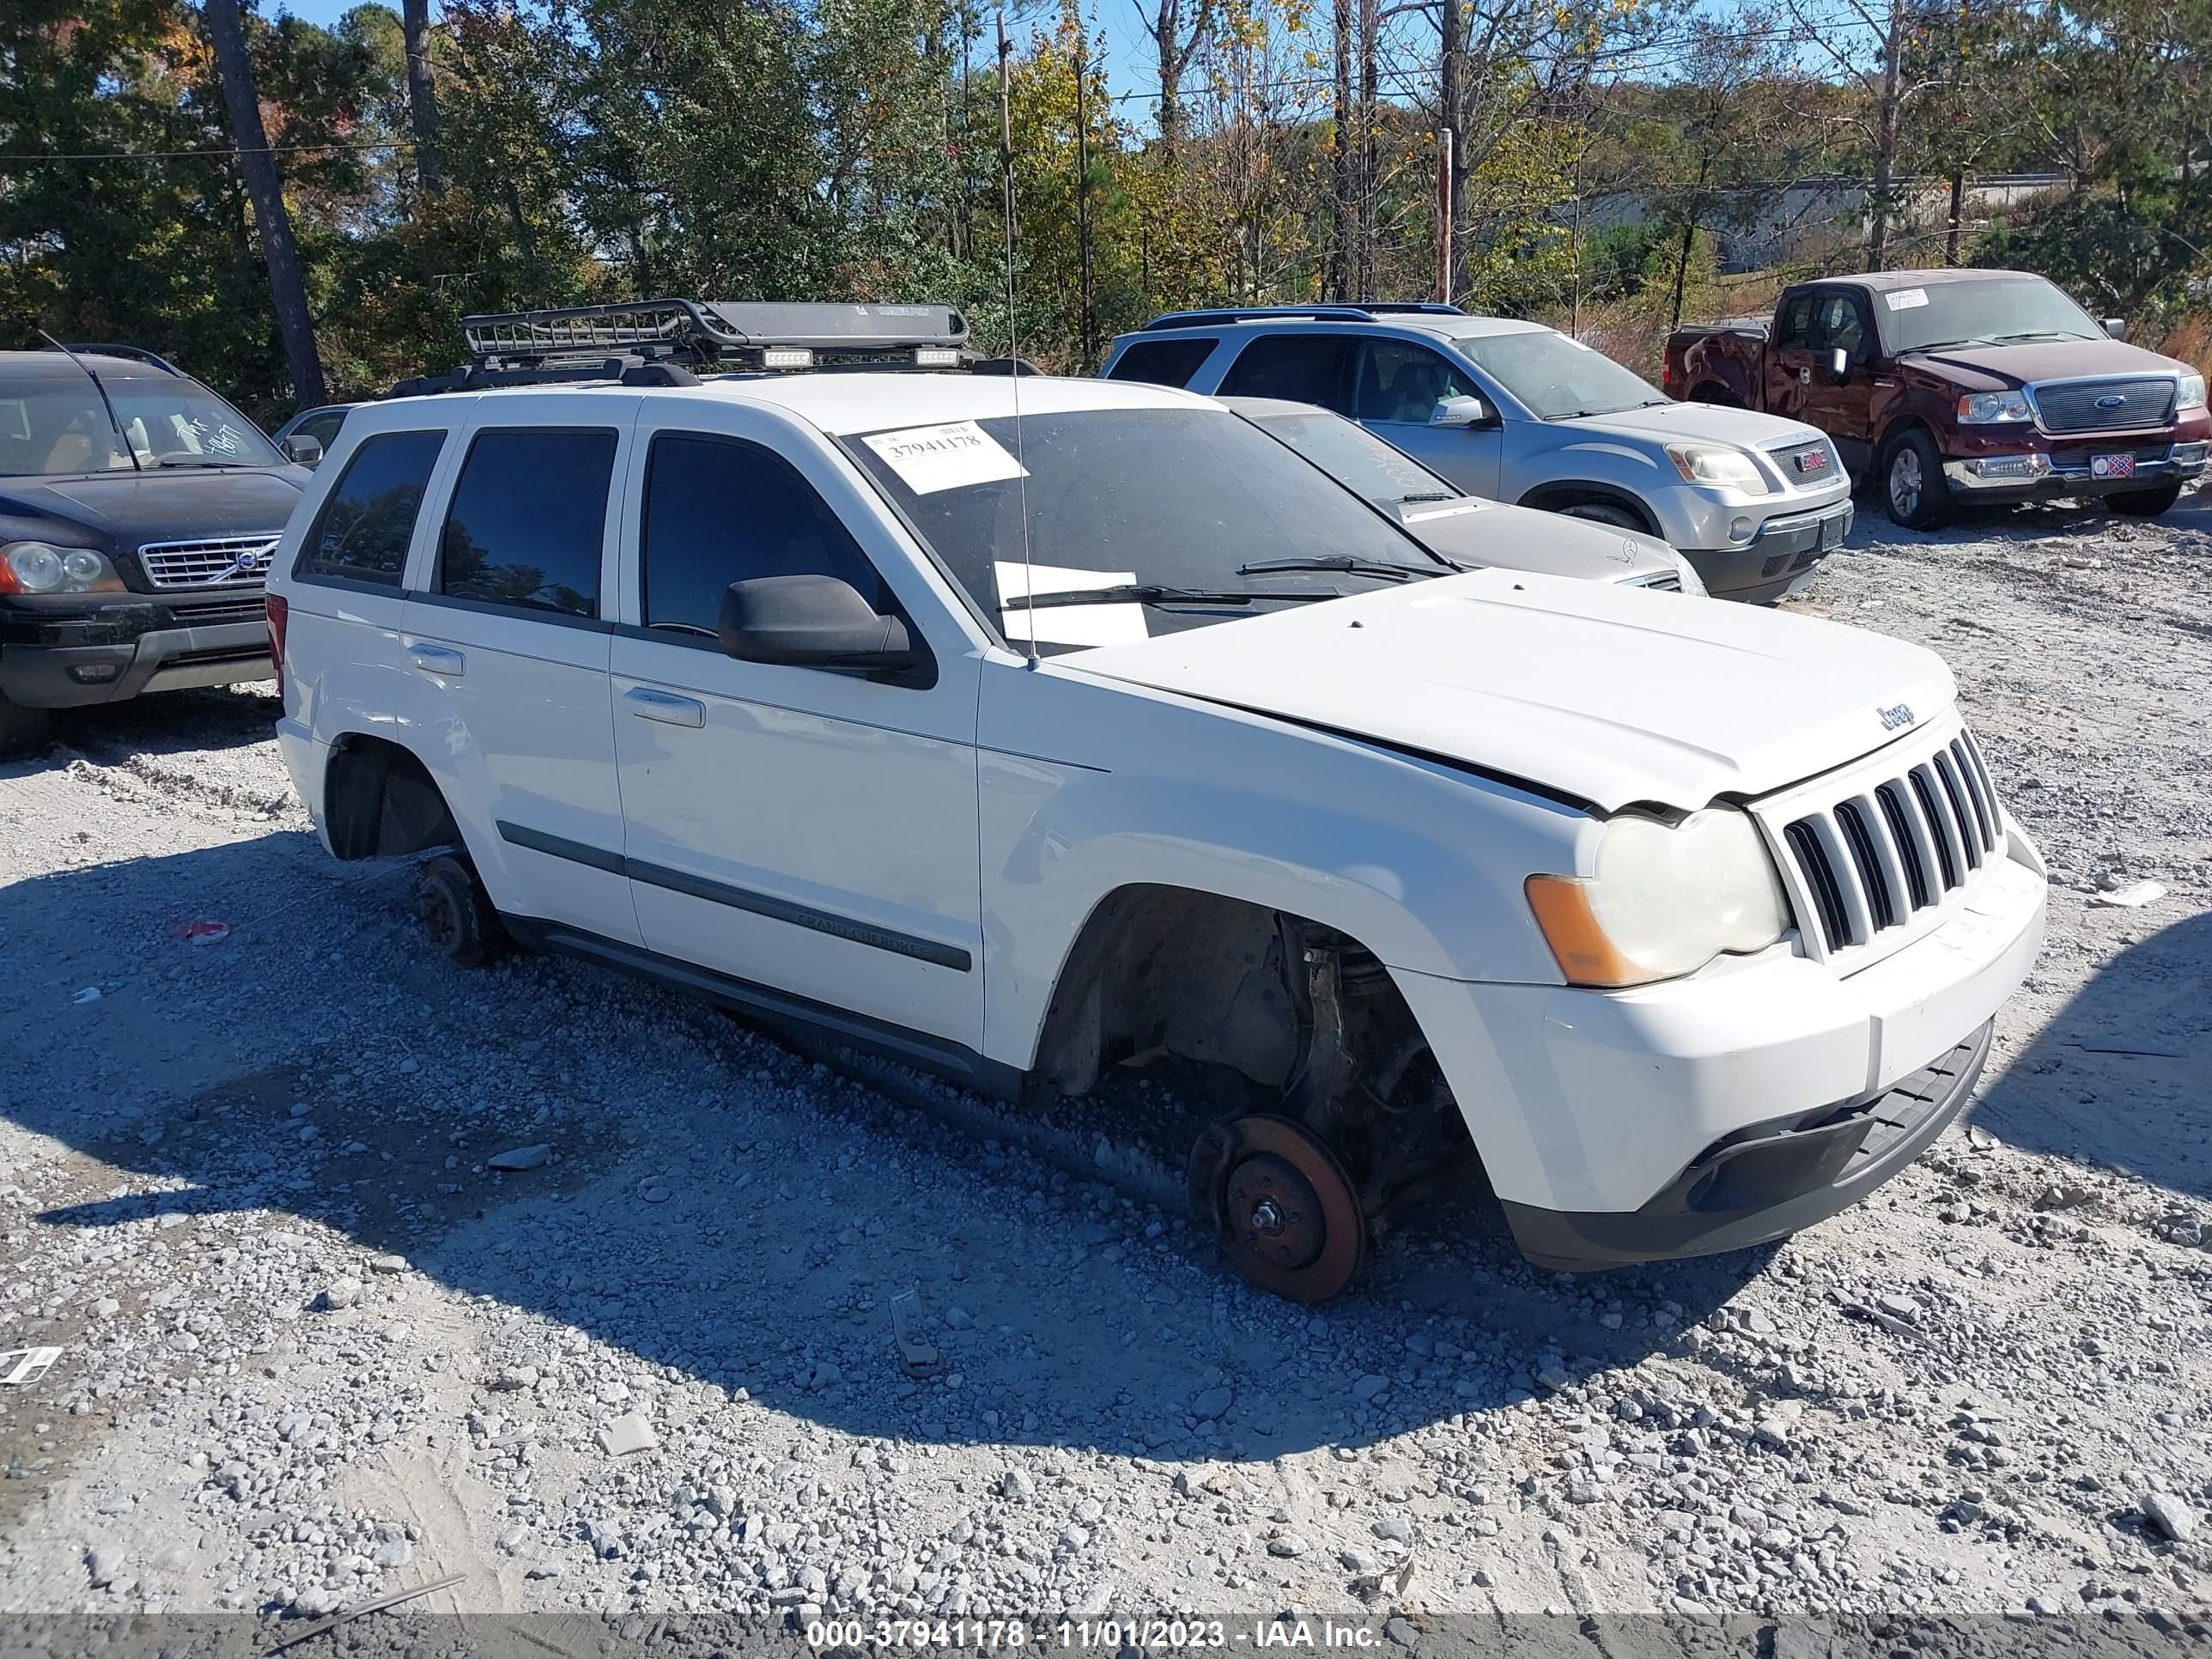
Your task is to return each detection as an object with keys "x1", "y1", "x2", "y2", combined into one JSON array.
[
  {"x1": 2179, "y1": 372, "x2": 2207, "y2": 413},
  {"x1": 0, "y1": 541, "x2": 125, "y2": 596},
  {"x1": 1672, "y1": 554, "x2": 1708, "y2": 597},
  {"x1": 1956, "y1": 389, "x2": 2033, "y2": 424},
  {"x1": 1664, "y1": 442, "x2": 1769, "y2": 493},
  {"x1": 1524, "y1": 808, "x2": 1789, "y2": 987}
]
